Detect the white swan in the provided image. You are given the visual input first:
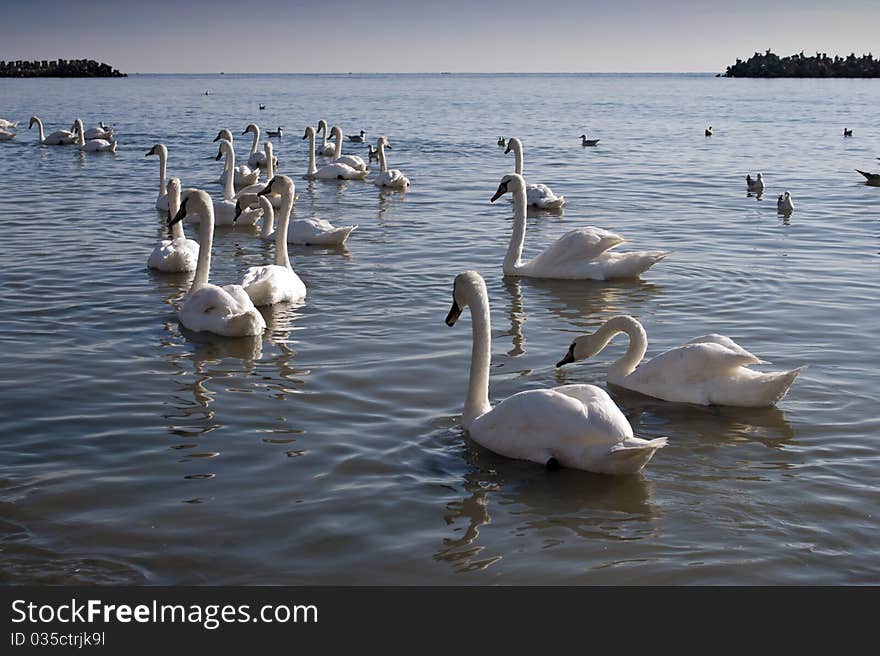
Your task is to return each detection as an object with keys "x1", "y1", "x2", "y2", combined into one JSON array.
[
  {"x1": 329, "y1": 126, "x2": 368, "y2": 171},
  {"x1": 491, "y1": 173, "x2": 667, "y2": 280},
  {"x1": 233, "y1": 142, "x2": 283, "y2": 209},
  {"x1": 238, "y1": 175, "x2": 357, "y2": 246},
  {"x1": 168, "y1": 189, "x2": 266, "y2": 336},
  {"x1": 213, "y1": 129, "x2": 260, "y2": 187},
  {"x1": 148, "y1": 178, "x2": 200, "y2": 272},
  {"x1": 505, "y1": 137, "x2": 565, "y2": 209},
  {"x1": 146, "y1": 144, "x2": 170, "y2": 211},
  {"x1": 0, "y1": 128, "x2": 14, "y2": 141},
  {"x1": 243, "y1": 123, "x2": 269, "y2": 168},
  {"x1": 315, "y1": 119, "x2": 336, "y2": 156},
  {"x1": 372, "y1": 136, "x2": 410, "y2": 189},
  {"x1": 556, "y1": 315, "x2": 804, "y2": 407},
  {"x1": 446, "y1": 271, "x2": 666, "y2": 474},
  {"x1": 81, "y1": 121, "x2": 113, "y2": 141},
  {"x1": 206, "y1": 139, "x2": 261, "y2": 225},
  {"x1": 302, "y1": 127, "x2": 368, "y2": 180},
  {"x1": 237, "y1": 177, "x2": 307, "y2": 306},
  {"x1": 777, "y1": 191, "x2": 794, "y2": 213},
  {"x1": 0, "y1": 119, "x2": 18, "y2": 130},
  {"x1": 73, "y1": 118, "x2": 116, "y2": 152},
  {"x1": 28, "y1": 116, "x2": 77, "y2": 145},
  {"x1": 746, "y1": 173, "x2": 764, "y2": 194}
]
